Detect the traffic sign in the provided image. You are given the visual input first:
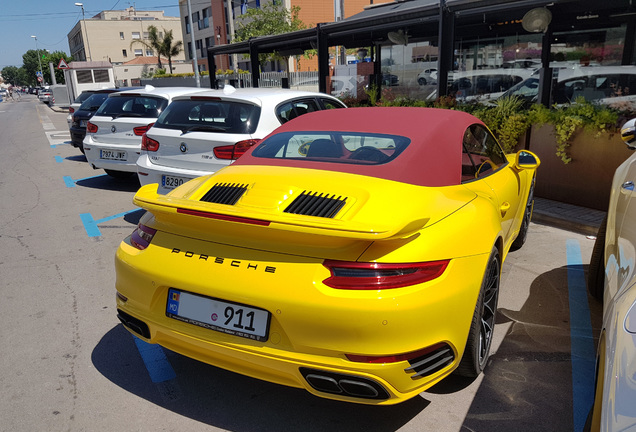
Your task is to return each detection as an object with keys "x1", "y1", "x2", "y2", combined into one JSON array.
[{"x1": 58, "y1": 59, "x2": 70, "y2": 70}]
